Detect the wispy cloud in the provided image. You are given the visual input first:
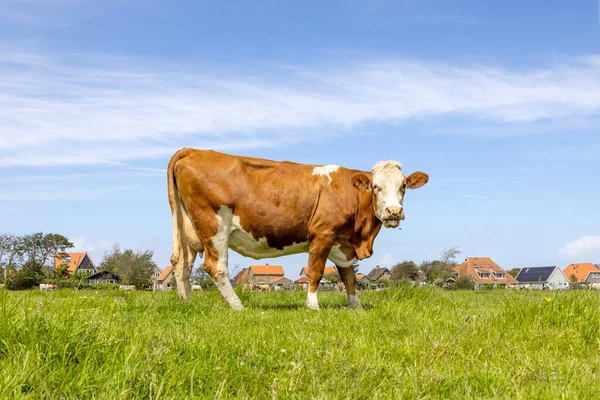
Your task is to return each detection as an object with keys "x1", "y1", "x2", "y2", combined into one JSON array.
[
  {"x1": 0, "y1": 185, "x2": 143, "y2": 201},
  {"x1": 70, "y1": 236, "x2": 114, "y2": 265},
  {"x1": 1, "y1": 50, "x2": 600, "y2": 167},
  {"x1": 0, "y1": 0, "x2": 84, "y2": 27},
  {"x1": 559, "y1": 235, "x2": 600, "y2": 259}
]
